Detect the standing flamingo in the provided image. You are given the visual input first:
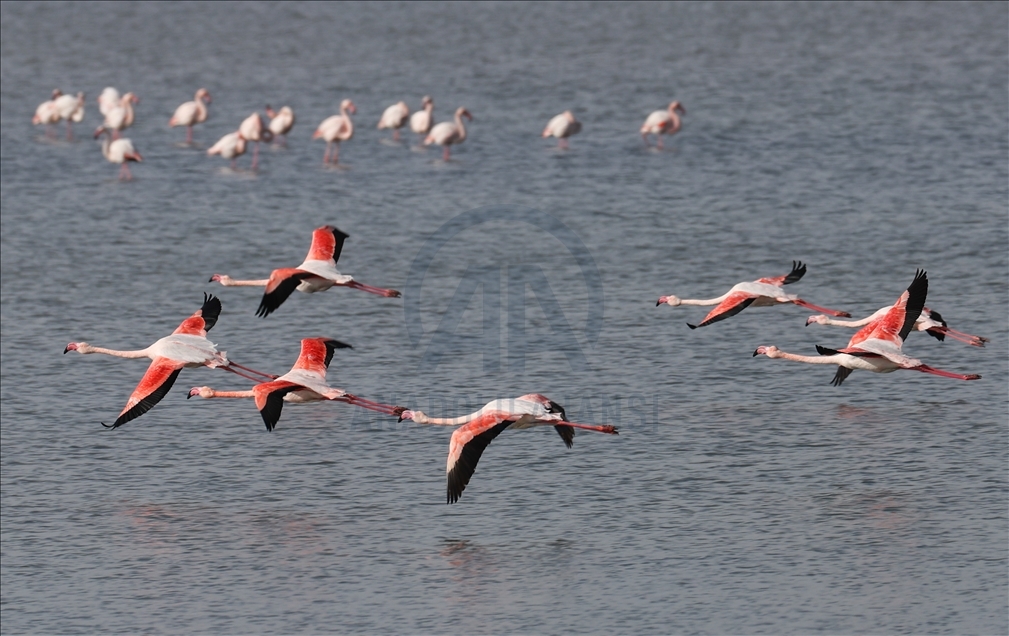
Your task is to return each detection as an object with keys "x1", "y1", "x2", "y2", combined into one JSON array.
[
  {"x1": 94, "y1": 127, "x2": 143, "y2": 180},
  {"x1": 542, "y1": 110, "x2": 582, "y2": 149},
  {"x1": 188, "y1": 337, "x2": 403, "y2": 431},
  {"x1": 313, "y1": 99, "x2": 356, "y2": 164},
  {"x1": 208, "y1": 225, "x2": 401, "y2": 317},
  {"x1": 98, "y1": 87, "x2": 121, "y2": 117},
  {"x1": 425, "y1": 107, "x2": 472, "y2": 161},
  {"x1": 754, "y1": 270, "x2": 982, "y2": 385},
  {"x1": 100, "y1": 92, "x2": 139, "y2": 139},
  {"x1": 807, "y1": 306, "x2": 988, "y2": 347},
  {"x1": 377, "y1": 100, "x2": 410, "y2": 141},
  {"x1": 399, "y1": 394, "x2": 619, "y2": 503},
  {"x1": 64, "y1": 294, "x2": 277, "y2": 429},
  {"x1": 641, "y1": 100, "x2": 685, "y2": 149},
  {"x1": 52, "y1": 91, "x2": 85, "y2": 140},
  {"x1": 657, "y1": 261, "x2": 850, "y2": 328},
  {"x1": 169, "y1": 88, "x2": 212, "y2": 143},
  {"x1": 409, "y1": 95, "x2": 434, "y2": 142},
  {"x1": 265, "y1": 105, "x2": 295, "y2": 144},
  {"x1": 207, "y1": 131, "x2": 247, "y2": 169},
  {"x1": 32, "y1": 89, "x2": 62, "y2": 137},
  {"x1": 239, "y1": 112, "x2": 272, "y2": 169}
]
